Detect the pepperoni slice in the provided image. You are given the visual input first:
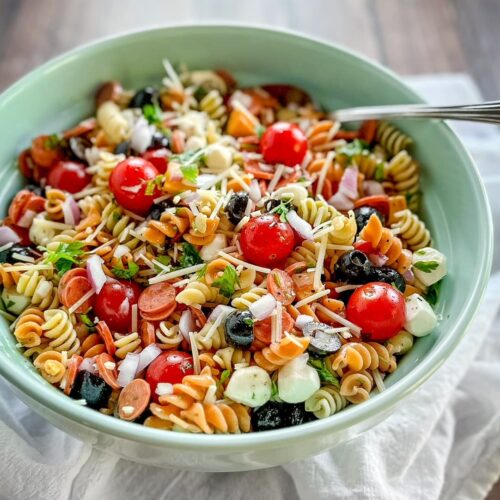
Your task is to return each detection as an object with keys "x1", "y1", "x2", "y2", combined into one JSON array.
[
  {"x1": 267, "y1": 269, "x2": 296, "y2": 306},
  {"x1": 61, "y1": 276, "x2": 94, "y2": 313},
  {"x1": 353, "y1": 195, "x2": 390, "y2": 219},
  {"x1": 140, "y1": 320, "x2": 156, "y2": 346},
  {"x1": 18, "y1": 149, "x2": 35, "y2": 179},
  {"x1": 96, "y1": 352, "x2": 121, "y2": 390},
  {"x1": 25, "y1": 194, "x2": 46, "y2": 213},
  {"x1": 31, "y1": 135, "x2": 64, "y2": 168},
  {"x1": 63, "y1": 118, "x2": 97, "y2": 139},
  {"x1": 139, "y1": 301, "x2": 177, "y2": 322},
  {"x1": 254, "y1": 310, "x2": 294, "y2": 345},
  {"x1": 284, "y1": 262, "x2": 308, "y2": 275},
  {"x1": 58, "y1": 268, "x2": 88, "y2": 301},
  {"x1": 96, "y1": 321, "x2": 116, "y2": 357},
  {"x1": 188, "y1": 306, "x2": 207, "y2": 329},
  {"x1": 118, "y1": 379, "x2": 151, "y2": 421},
  {"x1": 138, "y1": 283, "x2": 176, "y2": 315},
  {"x1": 64, "y1": 355, "x2": 83, "y2": 395}
]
